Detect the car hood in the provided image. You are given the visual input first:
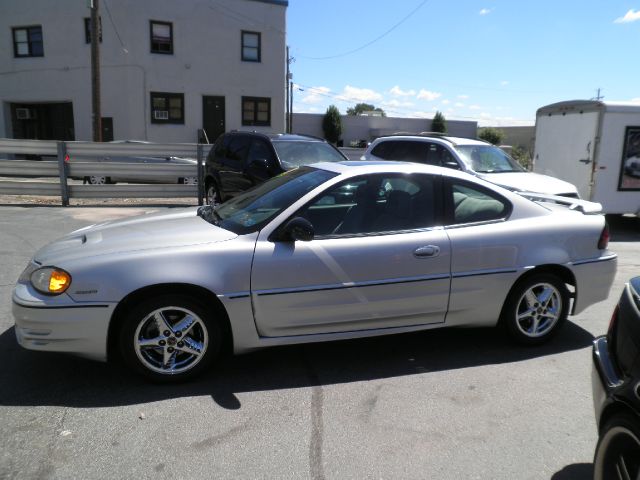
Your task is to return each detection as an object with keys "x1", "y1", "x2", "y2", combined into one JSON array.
[
  {"x1": 33, "y1": 208, "x2": 237, "y2": 265},
  {"x1": 479, "y1": 172, "x2": 578, "y2": 196}
]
